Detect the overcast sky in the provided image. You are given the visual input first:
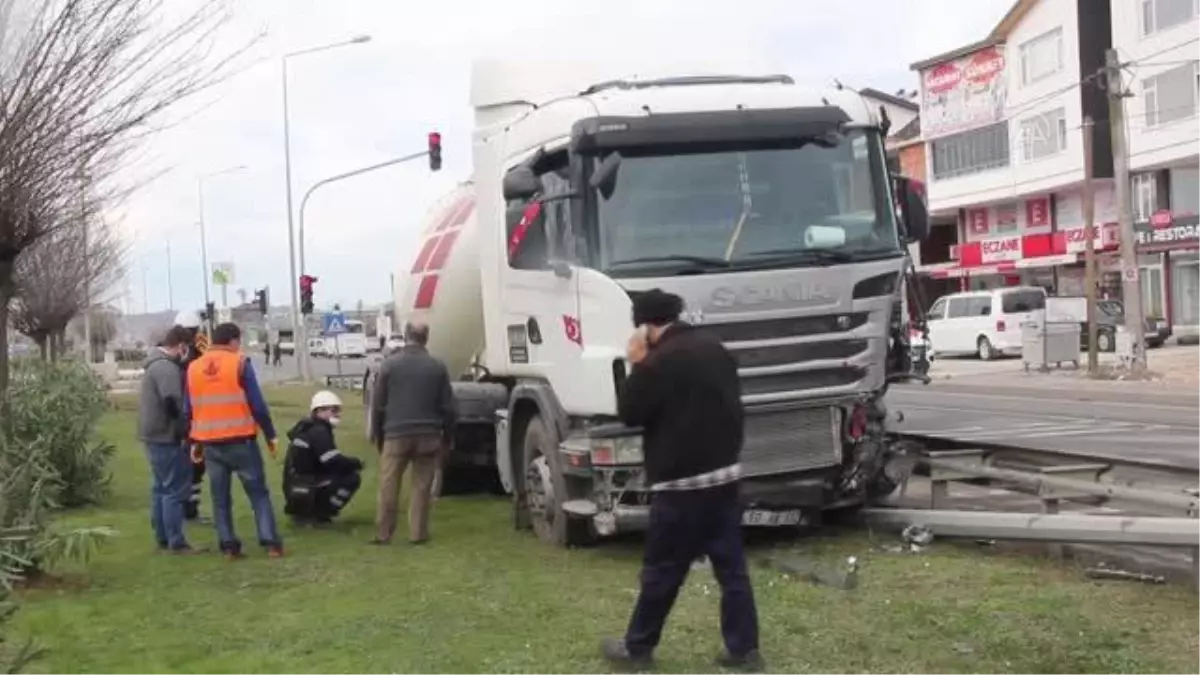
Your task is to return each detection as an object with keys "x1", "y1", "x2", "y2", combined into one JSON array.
[{"x1": 114, "y1": 0, "x2": 1013, "y2": 315}]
